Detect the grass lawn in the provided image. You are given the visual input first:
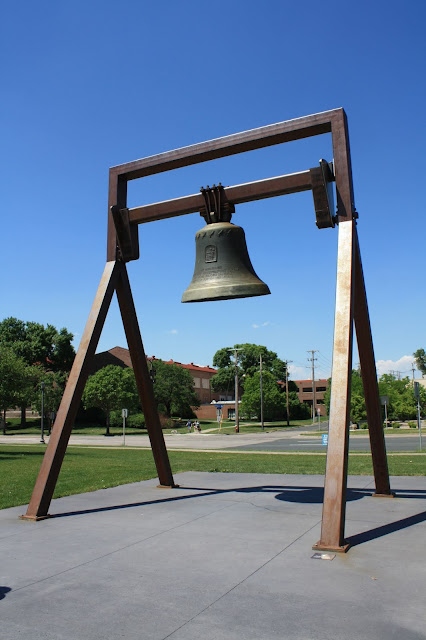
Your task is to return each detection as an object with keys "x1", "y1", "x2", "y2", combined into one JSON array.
[{"x1": 1, "y1": 444, "x2": 425, "y2": 510}]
